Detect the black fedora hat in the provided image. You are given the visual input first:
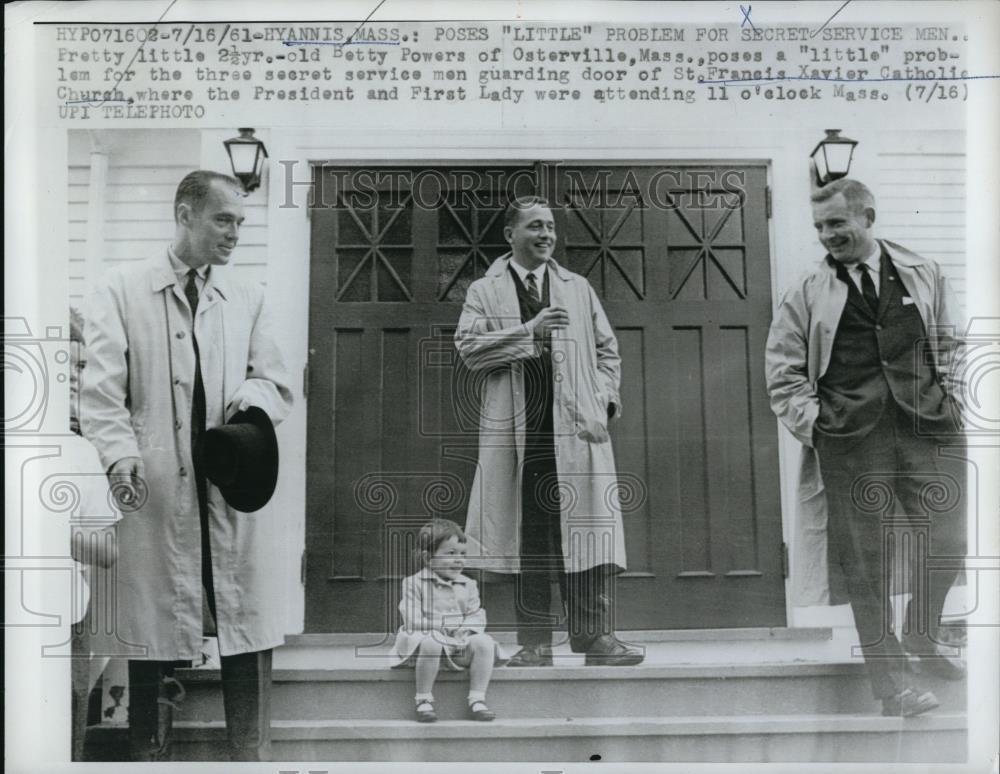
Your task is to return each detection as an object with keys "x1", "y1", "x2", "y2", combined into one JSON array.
[{"x1": 195, "y1": 406, "x2": 278, "y2": 512}]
